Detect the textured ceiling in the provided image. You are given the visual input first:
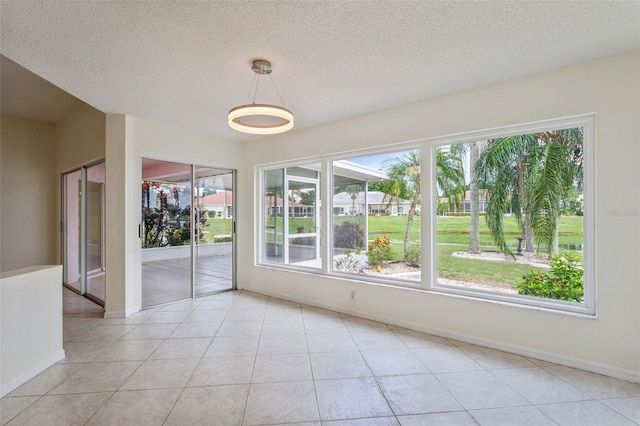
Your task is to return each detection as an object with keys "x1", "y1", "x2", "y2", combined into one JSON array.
[{"x1": 1, "y1": 1, "x2": 639, "y2": 141}]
